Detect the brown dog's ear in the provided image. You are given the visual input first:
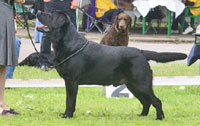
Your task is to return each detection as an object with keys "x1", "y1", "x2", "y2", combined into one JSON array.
[
  {"x1": 114, "y1": 15, "x2": 119, "y2": 25},
  {"x1": 128, "y1": 15, "x2": 132, "y2": 29}
]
